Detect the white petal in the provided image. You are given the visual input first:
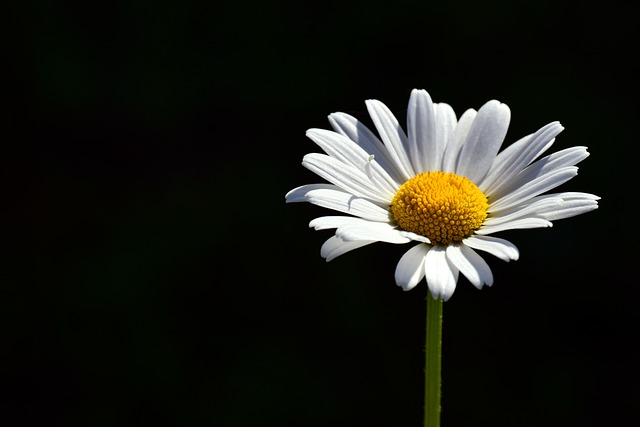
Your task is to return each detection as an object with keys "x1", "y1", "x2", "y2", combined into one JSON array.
[
  {"x1": 541, "y1": 202, "x2": 599, "y2": 221},
  {"x1": 286, "y1": 185, "x2": 391, "y2": 222},
  {"x1": 399, "y1": 230, "x2": 432, "y2": 244},
  {"x1": 302, "y1": 153, "x2": 391, "y2": 203},
  {"x1": 485, "y1": 196, "x2": 565, "y2": 226},
  {"x1": 306, "y1": 128, "x2": 400, "y2": 194},
  {"x1": 488, "y1": 192, "x2": 600, "y2": 224},
  {"x1": 407, "y1": 89, "x2": 437, "y2": 173},
  {"x1": 490, "y1": 147, "x2": 588, "y2": 208},
  {"x1": 335, "y1": 221, "x2": 411, "y2": 244},
  {"x1": 365, "y1": 99, "x2": 415, "y2": 180},
  {"x1": 310, "y1": 216, "x2": 382, "y2": 230},
  {"x1": 328, "y1": 112, "x2": 406, "y2": 183},
  {"x1": 441, "y1": 108, "x2": 476, "y2": 173},
  {"x1": 446, "y1": 244, "x2": 493, "y2": 289},
  {"x1": 395, "y1": 243, "x2": 430, "y2": 291},
  {"x1": 285, "y1": 183, "x2": 336, "y2": 203},
  {"x1": 533, "y1": 192, "x2": 600, "y2": 221},
  {"x1": 547, "y1": 191, "x2": 600, "y2": 201},
  {"x1": 424, "y1": 246, "x2": 459, "y2": 301},
  {"x1": 433, "y1": 102, "x2": 457, "y2": 171},
  {"x1": 456, "y1": 100, "x2": 511, "y2": 182},
  {"x1": 477, "y1": 217, "x2": 553, "y2": 234},
  {"x1": 480, "y1": 122, "x2": 563, "y2": 196},
  {"x1": 489, "y1": 166, "x2": 578, "y2": 212},
  {"x1": 463, "y1": 235, "x2": 519, "y2": 262},
  {"x1": 320, "y1": 236, "x2": 375, "y2": 261}
]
